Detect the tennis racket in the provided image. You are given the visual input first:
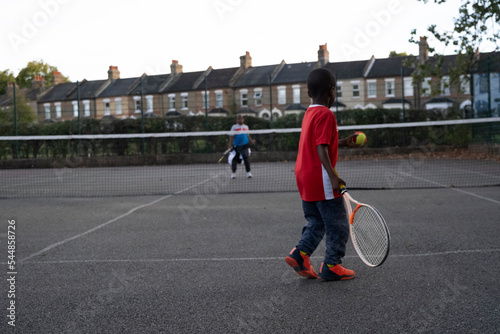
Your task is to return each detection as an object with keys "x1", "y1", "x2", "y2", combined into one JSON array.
[
  {"x1": 338, "y1": 182, "x2": 390, "y2": 267},
  {"x1": 218, "y1": 148, "x2": 232, "y2": 163}
]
